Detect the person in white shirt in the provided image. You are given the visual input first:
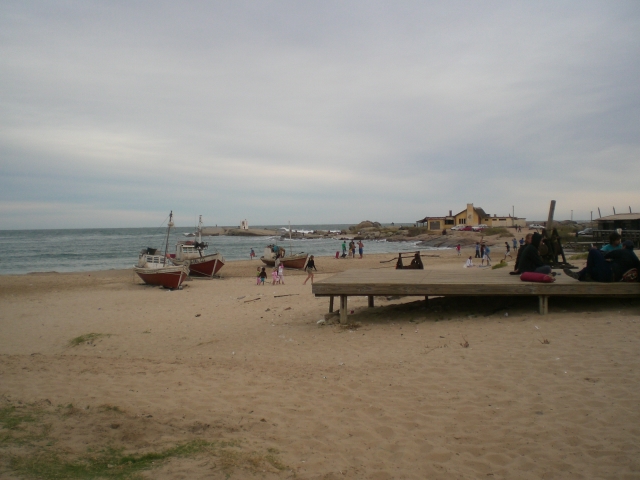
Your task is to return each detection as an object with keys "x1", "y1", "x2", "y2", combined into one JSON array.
[{"x1": 465, "y1": 256, "x2": 475, "y2": 268}]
